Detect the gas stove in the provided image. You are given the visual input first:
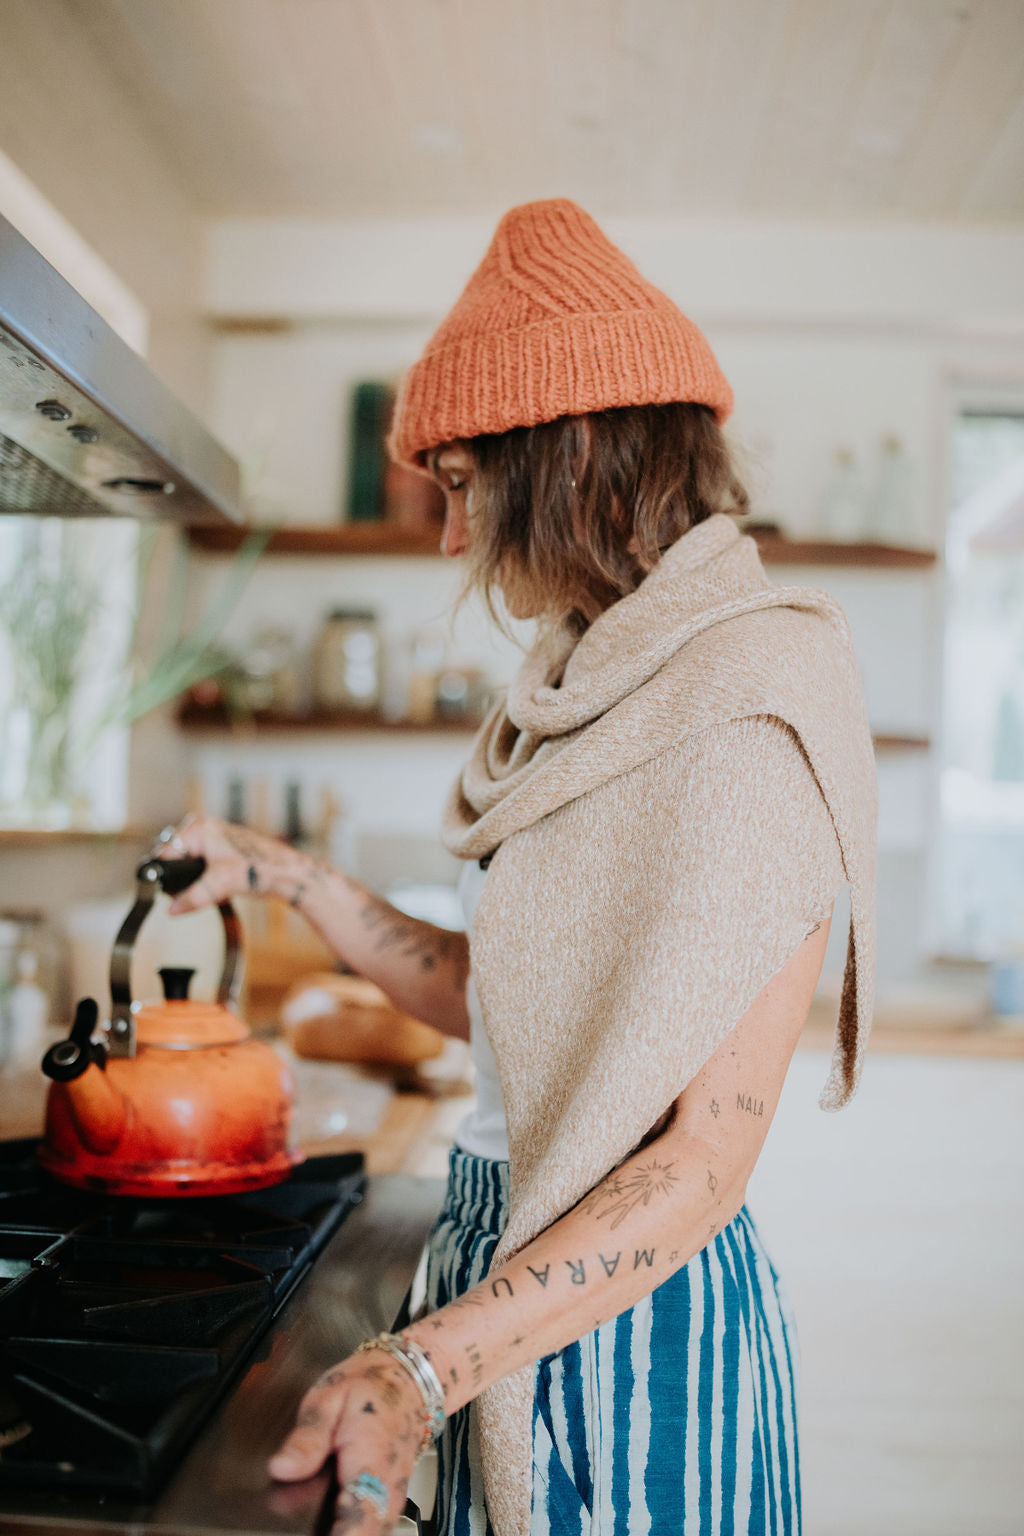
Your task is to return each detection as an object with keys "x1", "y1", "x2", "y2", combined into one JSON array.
[{"x1": 0, "y1": 1138, "x2": 365, "y2": 1499}]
